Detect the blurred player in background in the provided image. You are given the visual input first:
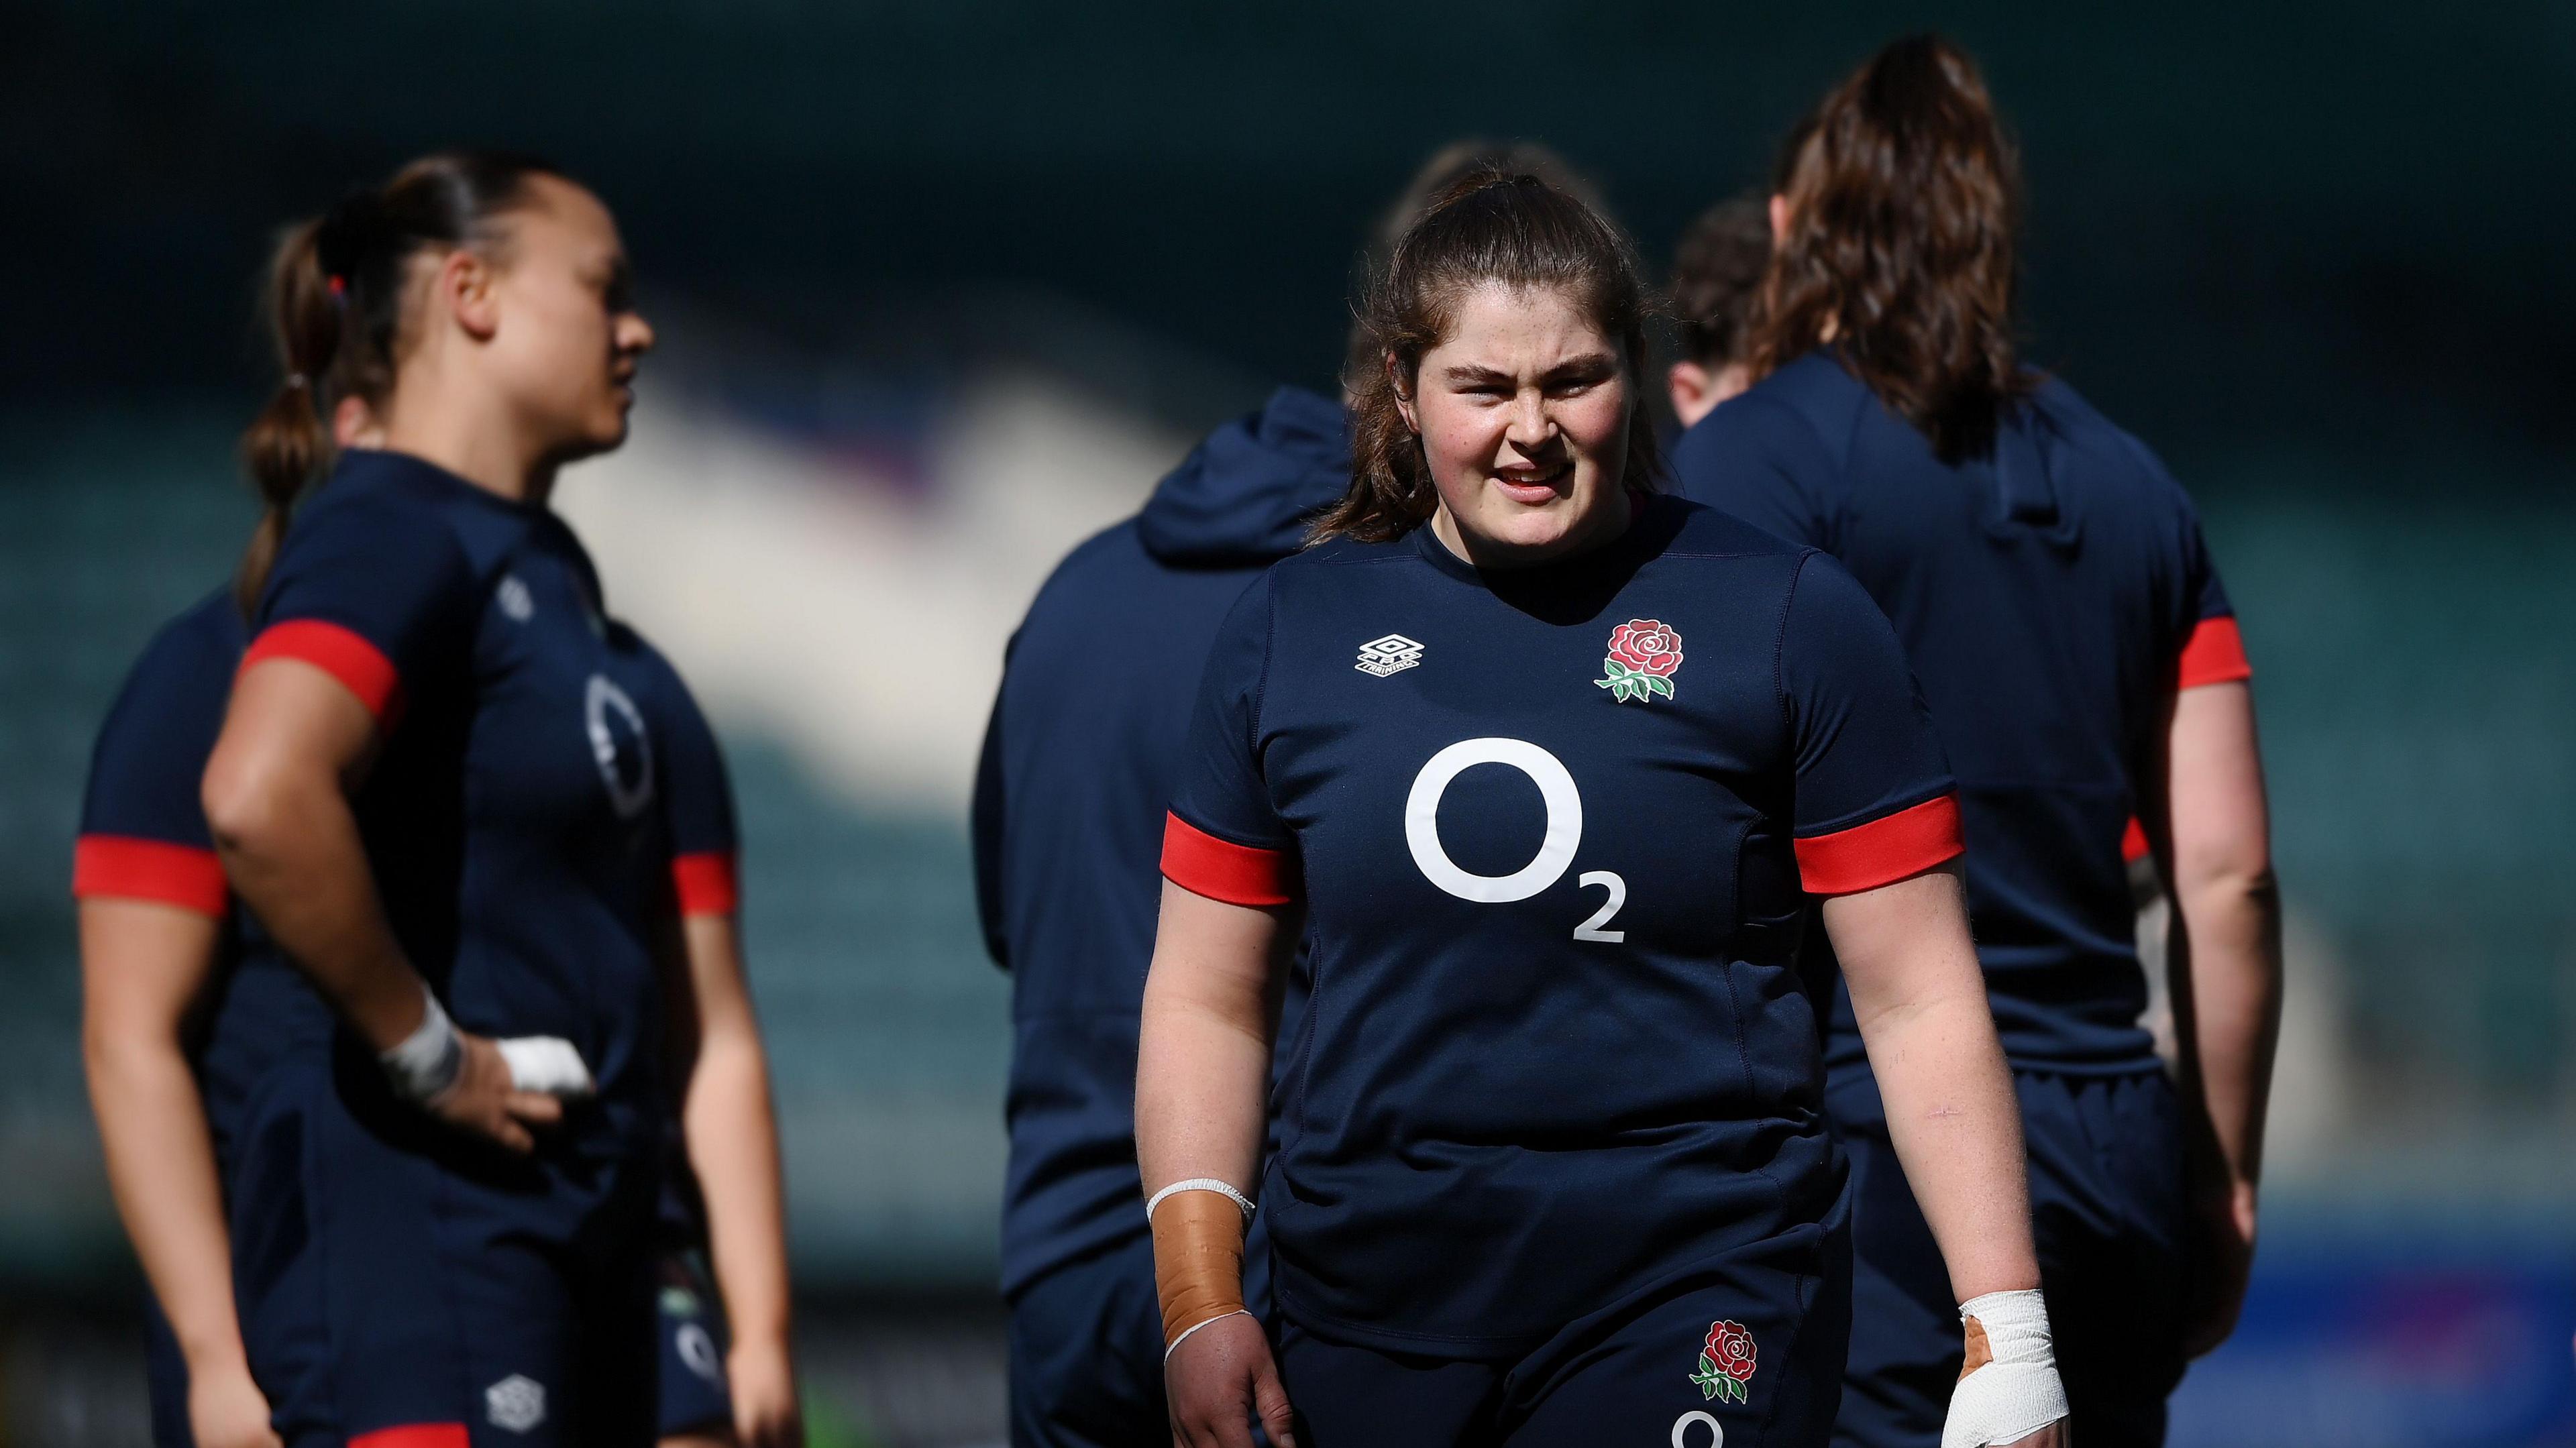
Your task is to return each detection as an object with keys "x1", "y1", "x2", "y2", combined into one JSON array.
[
  {"x1": 1140, "y1": 166, "x2": 2065, "y2": 1448},
  {"x1": 80, "y1": 386, "x2": 795, "y2": 1448},
  {"x1": 973, "y1": 137, "x2": 1589, "y2": 1448},
  {"x1": 181, "y1": 149, "x2": 794, "y2": 1446},
  {"x1": 1672, "y1": 35, "x2": 2283, "y2": 1448},
  {"x1": 1664, "y1": 191, "x2": 1772, "y2": 429}
]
